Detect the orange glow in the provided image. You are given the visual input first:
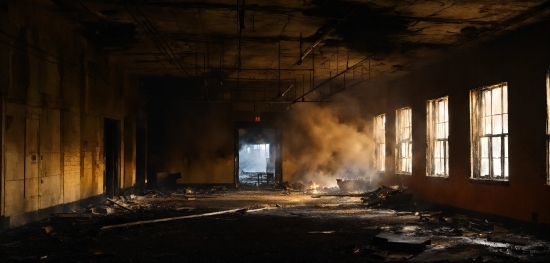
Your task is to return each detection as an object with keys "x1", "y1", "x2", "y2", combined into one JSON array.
[{"x1": 309, "y1": 182, "x2": 320, "y2": 193}]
